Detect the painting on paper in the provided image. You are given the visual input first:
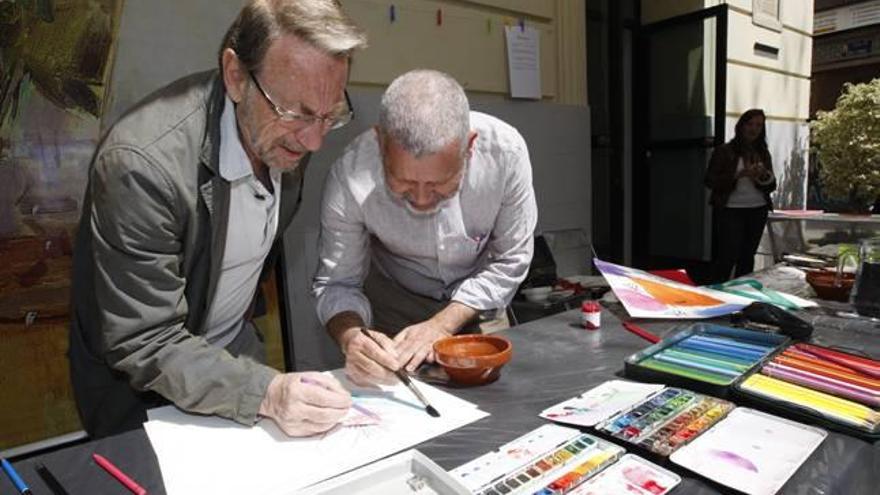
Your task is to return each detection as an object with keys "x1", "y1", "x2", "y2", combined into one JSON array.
[
  {"x1": 1, "y1": 0, "x2": 123, "y2": 323},
  {"x1": 594, "y1": 258, "x2": 753, "y2": 319}
]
